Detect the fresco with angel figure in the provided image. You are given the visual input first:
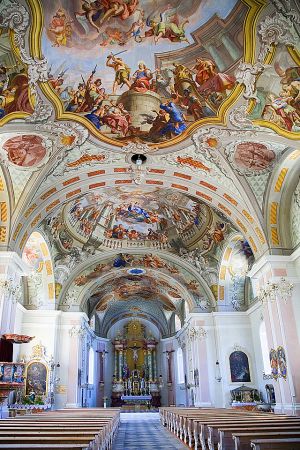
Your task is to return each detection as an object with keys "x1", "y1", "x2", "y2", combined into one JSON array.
[{"x1": 37, "y1": 0, "x2": 250, "y2": 145}]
